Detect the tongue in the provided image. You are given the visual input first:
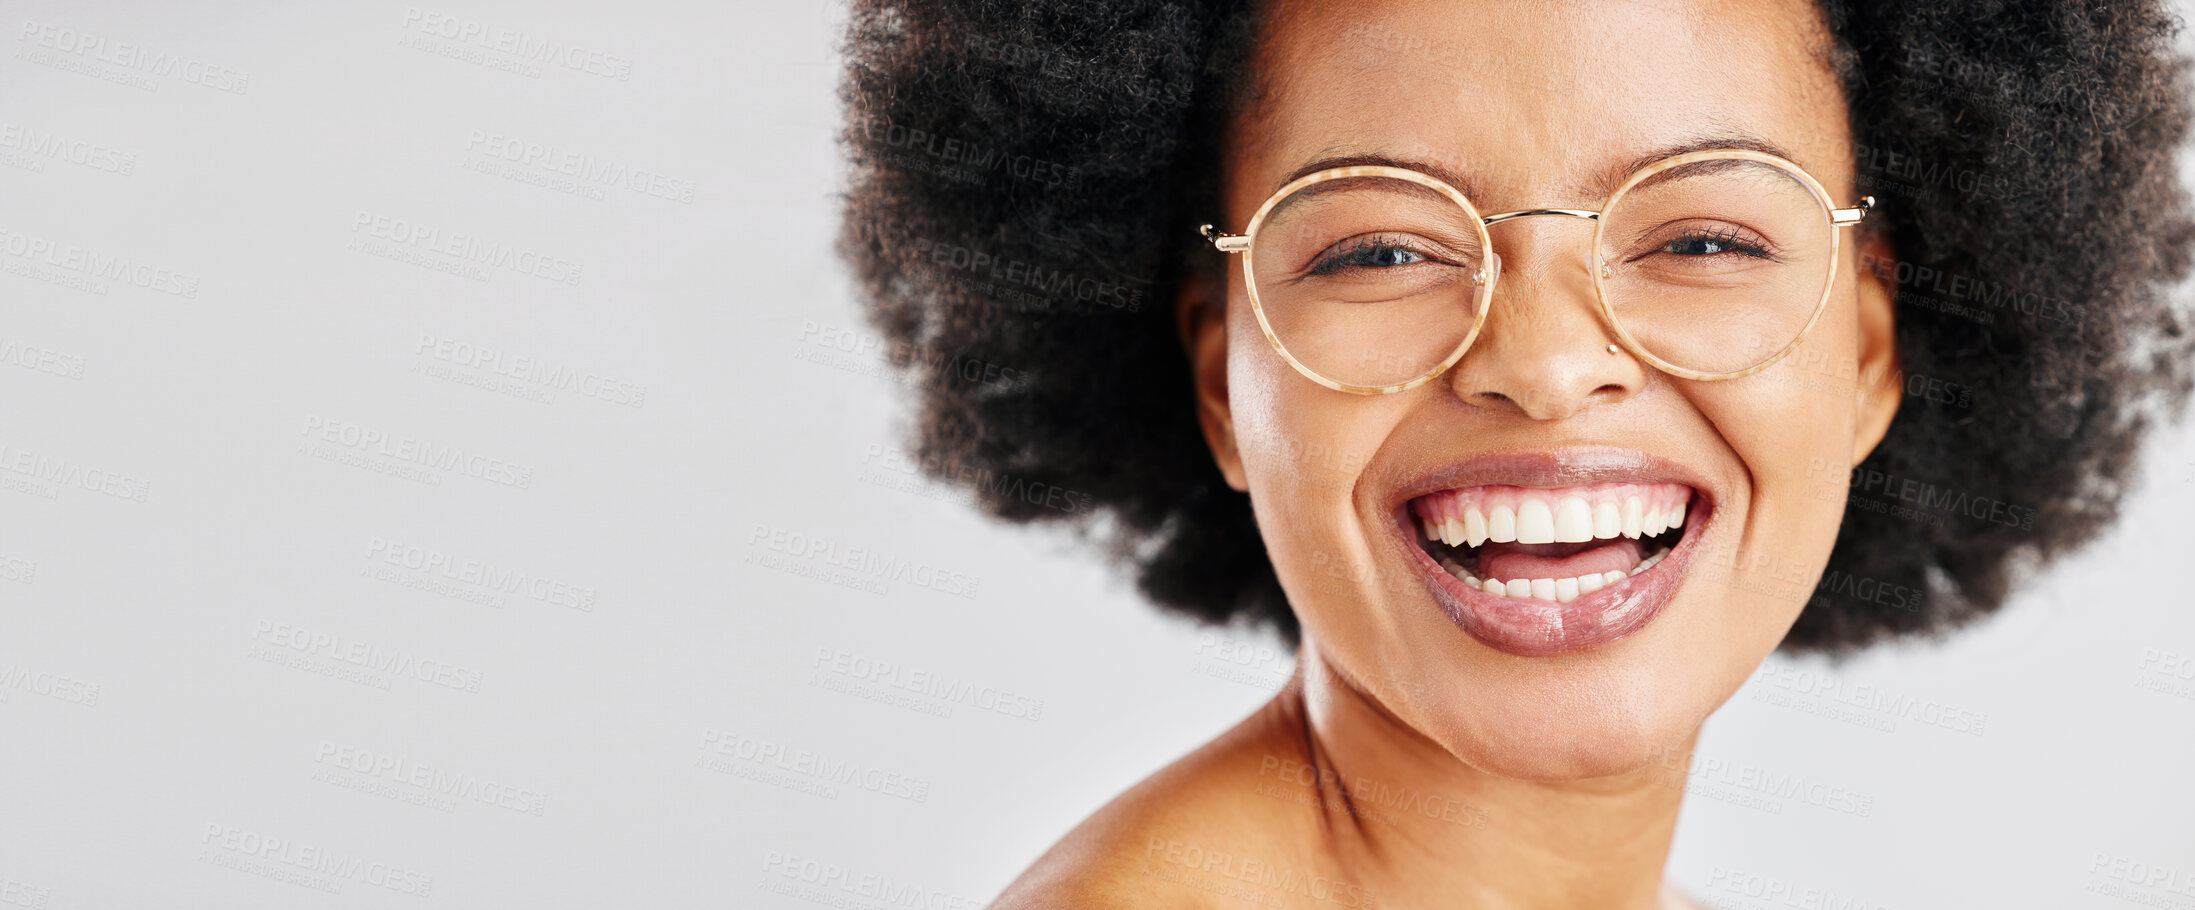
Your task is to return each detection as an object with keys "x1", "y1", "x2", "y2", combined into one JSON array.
[{"x1": 1477, "y1": 538, "x2": 1645, "y2": 582}]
